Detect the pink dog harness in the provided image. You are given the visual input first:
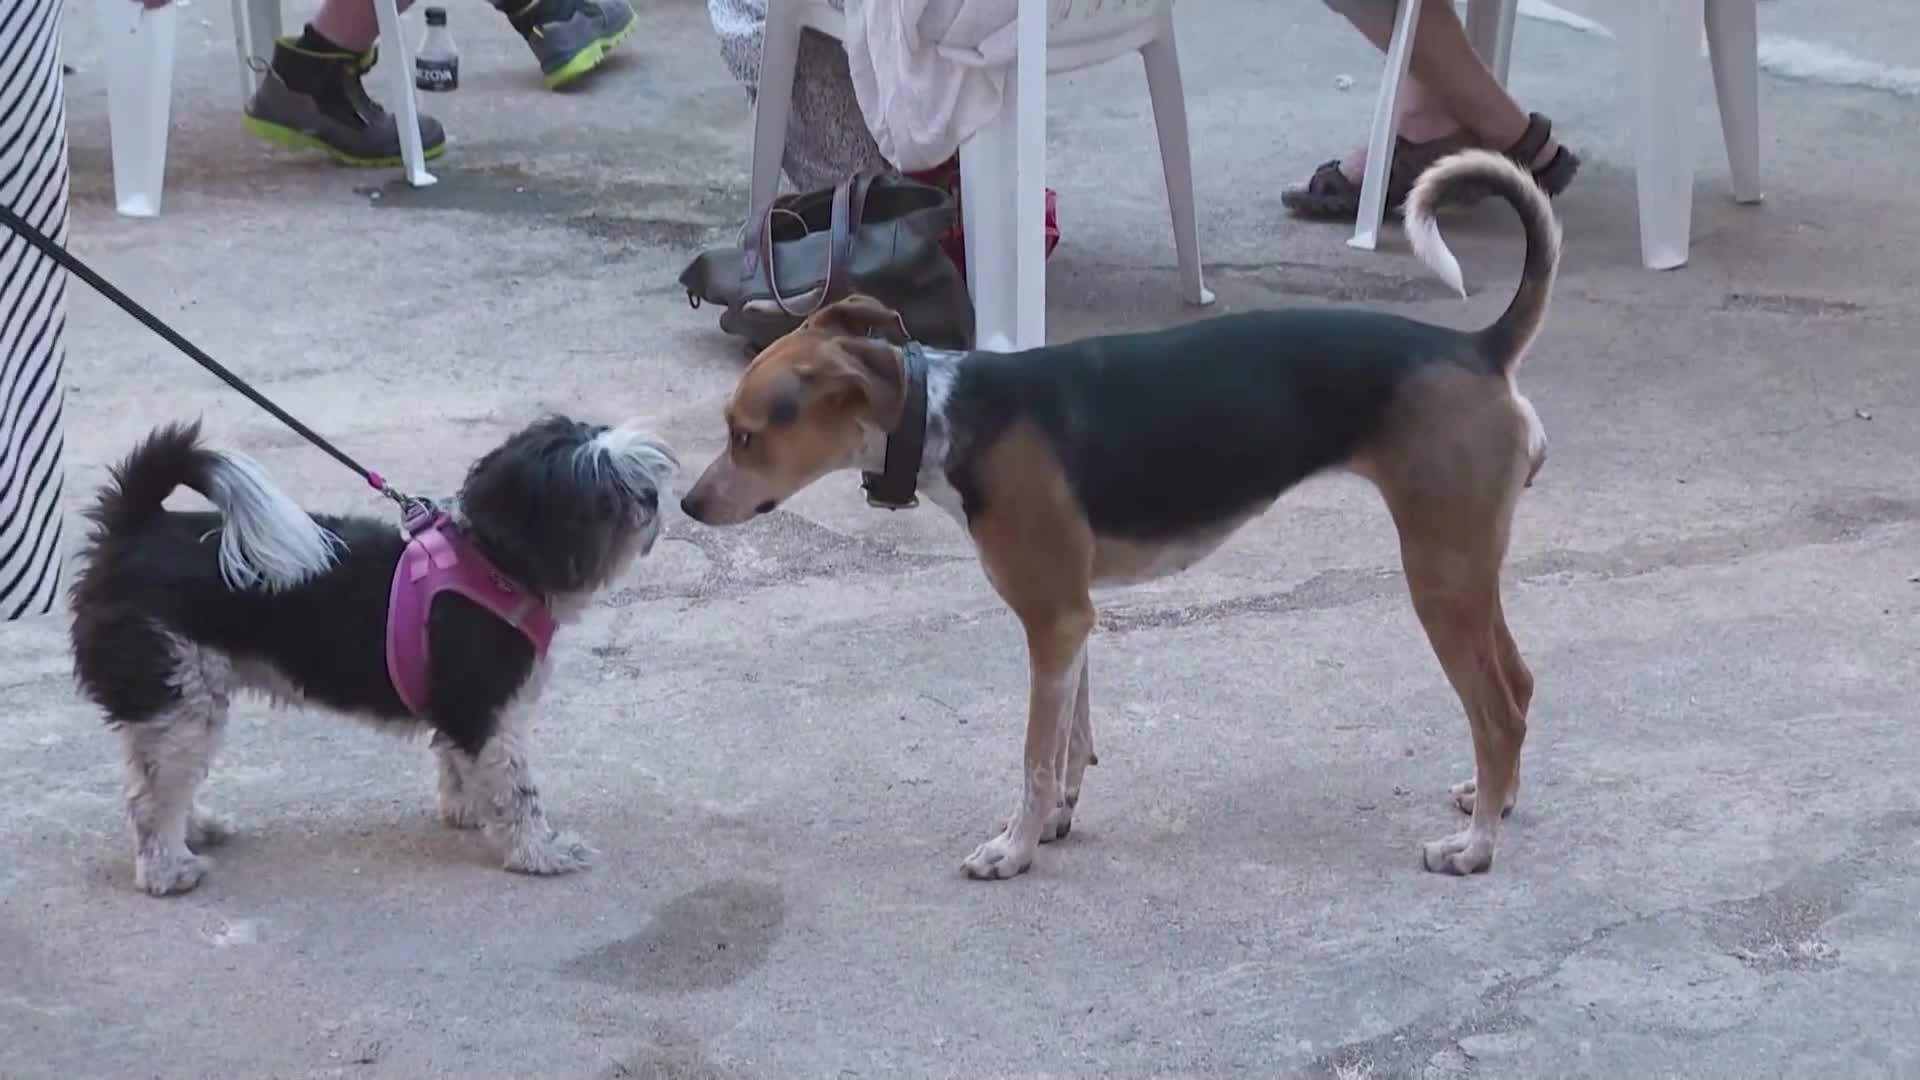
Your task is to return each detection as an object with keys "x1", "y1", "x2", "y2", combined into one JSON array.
[{"x1": 386, "y1": 512, "x2": 555, "y2": 716}]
